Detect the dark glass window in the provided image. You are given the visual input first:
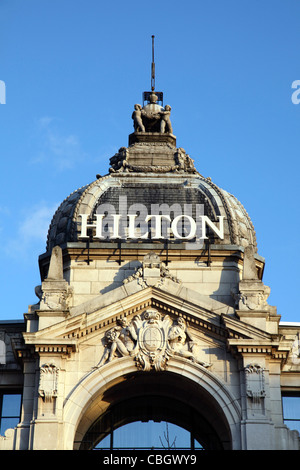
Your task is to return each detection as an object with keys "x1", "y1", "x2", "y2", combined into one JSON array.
[
  {"x1": 282, "y1": 394, "x2": 300, "y2": 434},
  {"x1": 0, "y1": 393, "x2": 22, "y2": 436},
  {"x1": 94, "y1": 420, "x2": 203, "y2": 450}
]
